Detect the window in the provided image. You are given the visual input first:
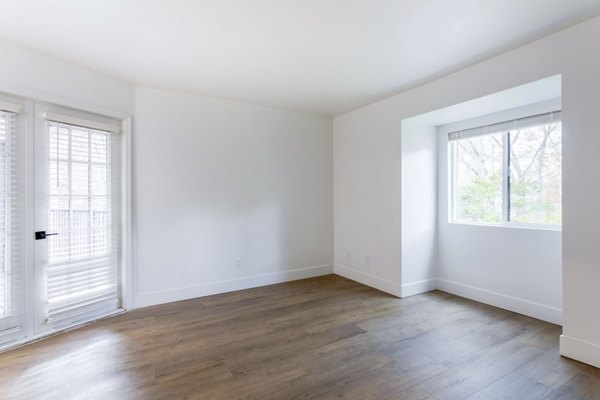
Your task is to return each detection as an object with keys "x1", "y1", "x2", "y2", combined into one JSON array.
[{"x1": 450, "y1": 111, "x2": 562, "y2": 227}]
